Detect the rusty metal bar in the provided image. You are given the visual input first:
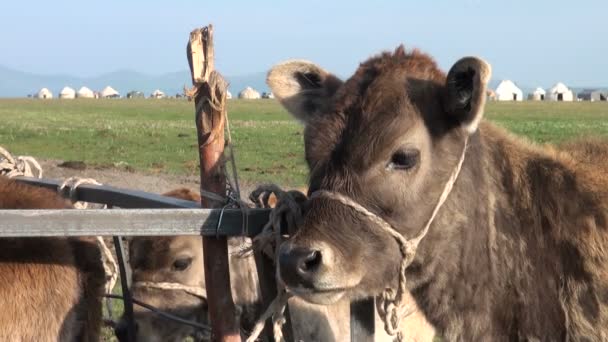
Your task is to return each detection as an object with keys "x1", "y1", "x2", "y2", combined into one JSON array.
[
  {"x1": 188, "y1": 25, "x2": 241, "y2": 342},
  {"x1": 114, "y1": 235, "x2": 135, "y2": 342},
  {"x1": 14, "y1": 176, "x2": 200, "y2": 209}
]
